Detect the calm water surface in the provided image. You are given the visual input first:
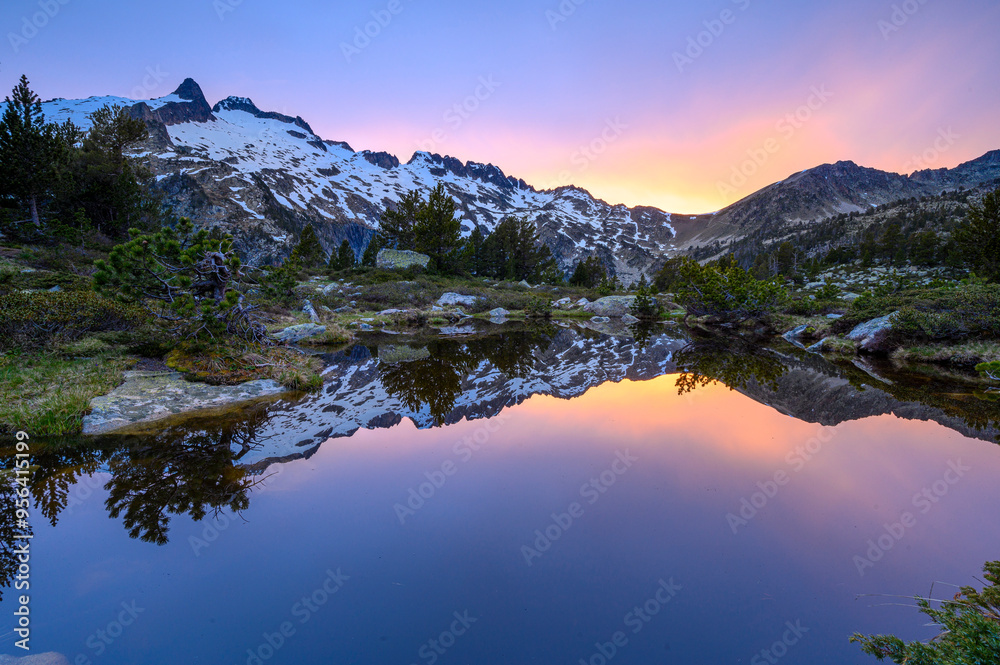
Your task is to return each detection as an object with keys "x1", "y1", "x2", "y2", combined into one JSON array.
[{"x1": 2, "y1": 326, "x2": 999, "y2": 664}]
